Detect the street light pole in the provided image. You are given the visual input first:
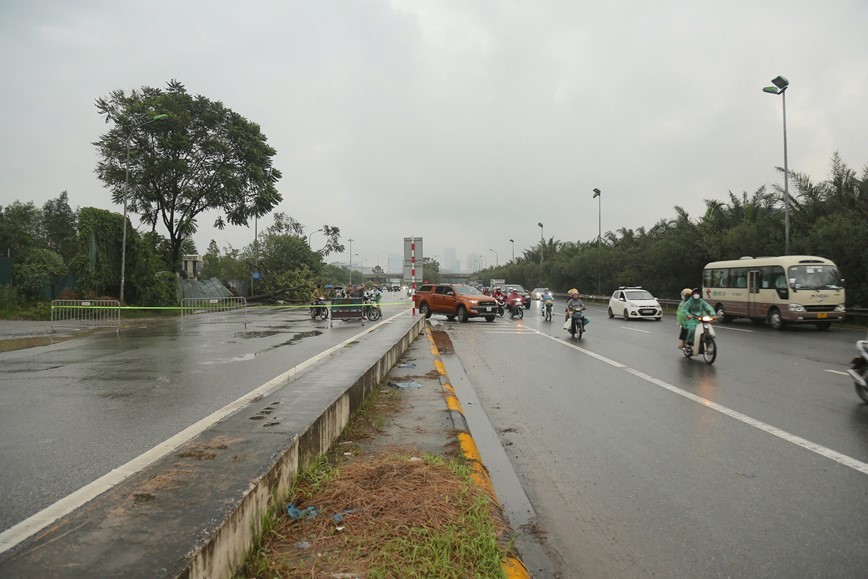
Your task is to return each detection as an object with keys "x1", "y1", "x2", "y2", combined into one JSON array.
[
  {"x1": 537, "y1": 222, "x2": 544, "y2": 267},
  {"x1": 509, "y1": 239, "x2": 515, "y2": 263},
  {"x1": 347, "y1": 238, "x2": 354, "y2": 285},
  {"x1": 489, "y1": 248, "x2": 498, "y2": 267},
  {"x1": 120, "y1": 113, "x2": 168, "y2": 305},
  {"x1": 593, "y1": 188, "x2": 602, "y2": 245},
  {"x1": 763, "y1": 75, "x2": 790, "y2": 255},
  {"x1": 308, "y1": 228, "x2": 323, "y2": 248}
]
